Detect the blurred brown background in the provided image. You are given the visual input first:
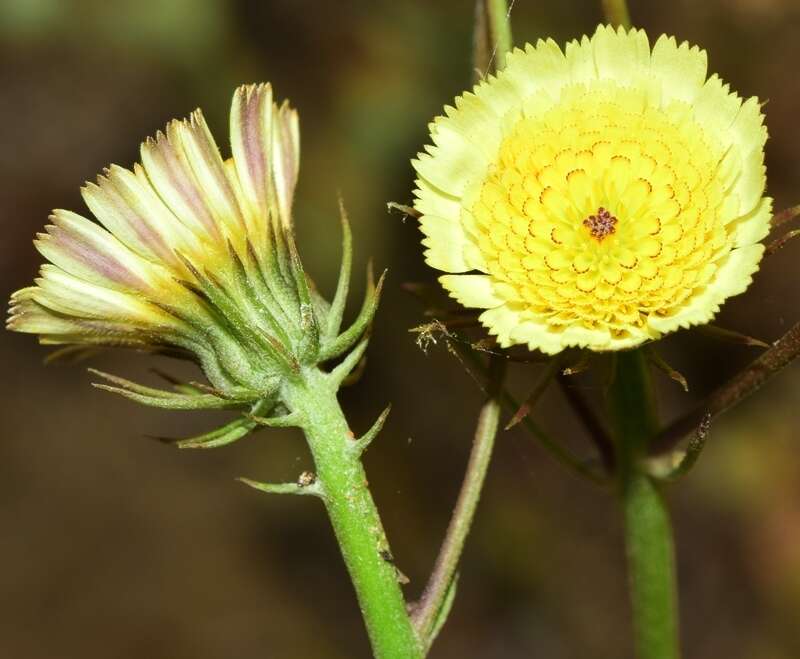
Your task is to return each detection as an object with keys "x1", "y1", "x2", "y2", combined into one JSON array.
[{"x1": 2, "y1": 1, "x2": 800, "y2": 657}]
